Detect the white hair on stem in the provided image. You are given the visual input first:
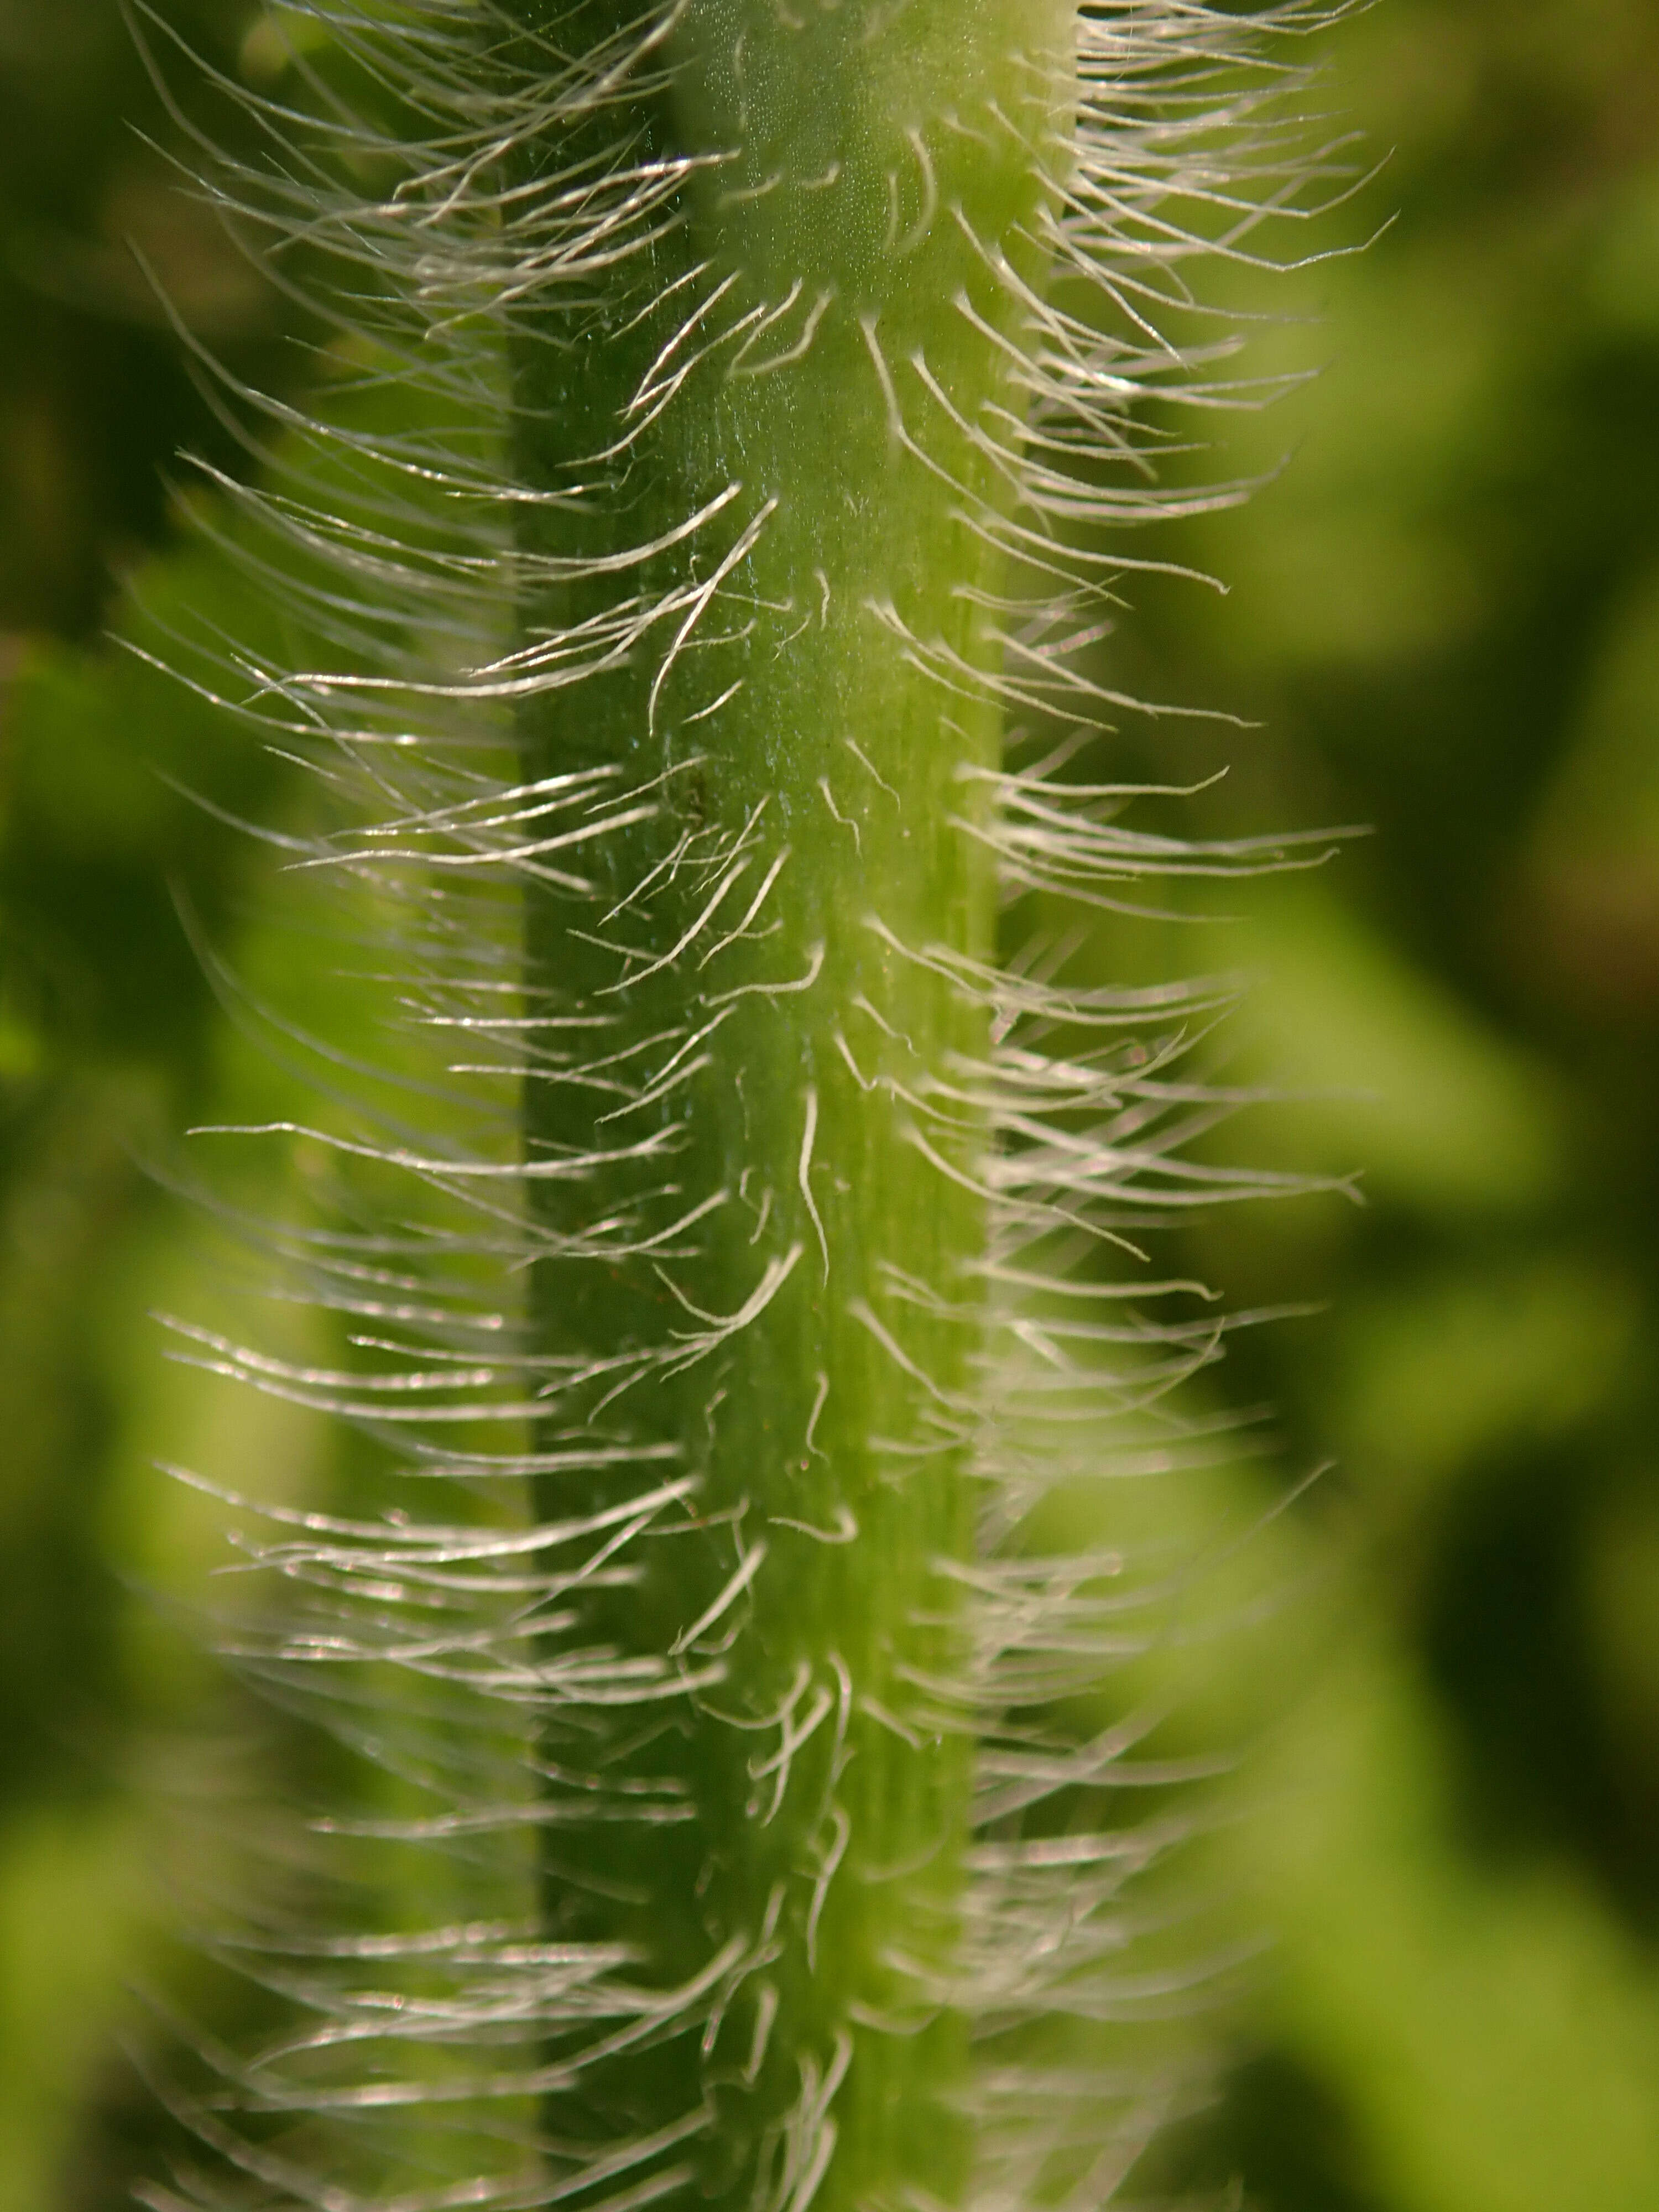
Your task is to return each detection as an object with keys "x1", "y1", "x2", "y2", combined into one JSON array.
[{"x1": 121, "y1": 4, "x2": 1358, "y2": 2211}]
